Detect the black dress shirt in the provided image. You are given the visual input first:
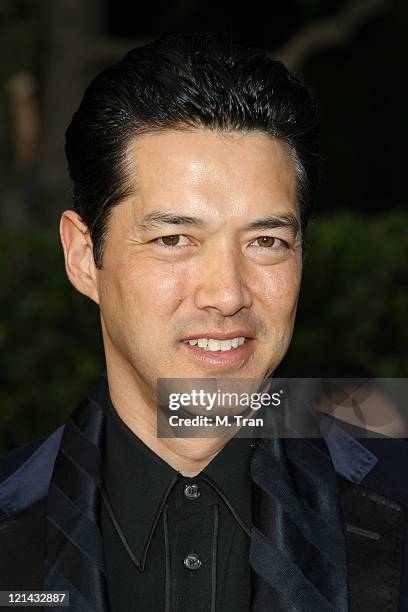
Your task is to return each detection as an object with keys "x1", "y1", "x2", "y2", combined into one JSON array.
[{"x1": 100, "y1": 398, "x2": 255, "y2": 611}]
